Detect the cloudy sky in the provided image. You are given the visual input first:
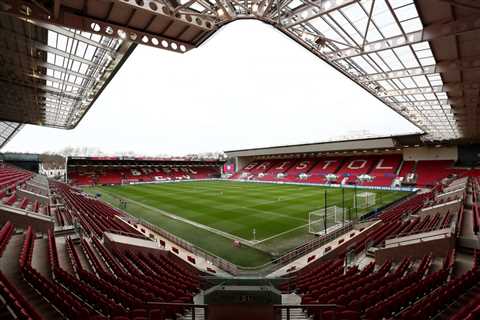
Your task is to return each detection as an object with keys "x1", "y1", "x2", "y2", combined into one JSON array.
[{"x1": 4, "y1": 20, "x2": 420, "y2": 156}]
